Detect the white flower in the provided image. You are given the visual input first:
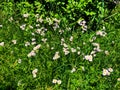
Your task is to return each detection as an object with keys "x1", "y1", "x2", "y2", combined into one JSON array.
[
  {"x1": 77, "y1": 51, "x2": 80, "y2": 55},
  {"x1": 71, "y1": 68, "x2": 76, "y2": 73},
  {"x1": 117, "y1": 78, "x2": 120, "y2": 81},
  {"x1": 71, "y1": 48, "x2": 76, "y2": 53},
  {"x1": 96, "y1": 31, "x2": 107, "y2": 37},
  {"x1": 29, "y1": 25, "x2": 33, "y2": 29},
  {"x1": 108, "y1": 68, "x2": 113, "y2": 72},
  {"x1": 18, "y1": 58, "x2": 22, "y2": 63},
  {"x1": 32, "y1": 68, "x2": 38, "y2": 78},
  {"x1": 27, "y1": 50, "x2": 36, "y2": 57},
  {"x1": 63, "y1": 48, "x2": 70, "y2": 55},
  {"x1": 37, "y1": 18, "x2": 43, "y2": 23},
  {"x1": 78, "y1": 20, "x2": 86, "y2": 26},
  {"x1": 31, "y1": 41, "x2": 36, "y2": 45},
  {"x1": 20, "y1": 24, "x2": 26, "y2": 30},
  {"x1": 57, "y1": 80, "x2": 62, "y2": 85},
  {"x1": 53, "y1": 51, "x2": 60, "y2": 60},
  {"x1": 12, "y1": 40, "x2": 17, "y2": 44},
  {"x1": 25, "y1": 42, "x2": 30, "y2": 47},
  {"x1": 84, "y1": 55, "x2": 93, "y2": 62},
  {"x1": 103, "y1": 69, "x2": 110, "y2": 76},
  {"x1": 41, "y1": 38, "x2": 47, "y2": 43},
  {"x1": 70, "y1": 36, "x2": 73, "y2": 41},
  {"x1": 23, "y1": 13, "x2": 29, "y2": 18},
  {"x1": 0, "y1": 42, "x2": 4, "y2": 46},
  {"x1": 52, "y1": 79, "x2": 57, "y2": 84},
  {"x1": 105, "y1": 50, "x2": 109, "y2": 55},
  {"x1": 0, "y1": 25, "x2": 3, "y2": 27},
  {"x1": 33, "y1": 44, "x2": 41, "y2": 51}
]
